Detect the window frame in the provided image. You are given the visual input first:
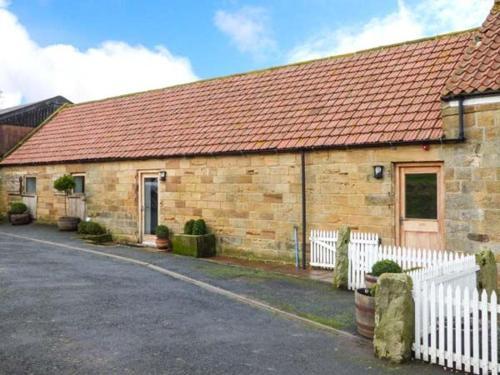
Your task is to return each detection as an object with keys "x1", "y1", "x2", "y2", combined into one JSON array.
[
  {"x1": 71, "y1": 173, "x2": 86, "y2": 195},
  {"x1": 23, "y1": 176, "x2": 37, "y2": 196}
]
